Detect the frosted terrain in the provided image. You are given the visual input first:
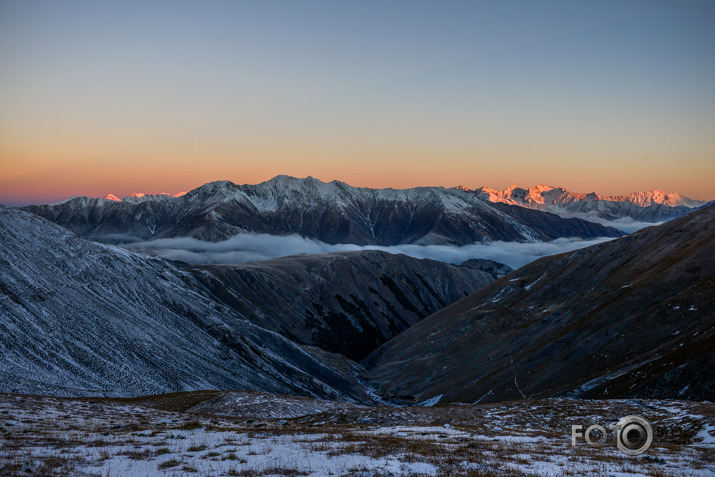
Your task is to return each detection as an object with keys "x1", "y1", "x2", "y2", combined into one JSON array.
[{"x1": 1, "y1": 393, "x2": 713, "y2": 476}]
